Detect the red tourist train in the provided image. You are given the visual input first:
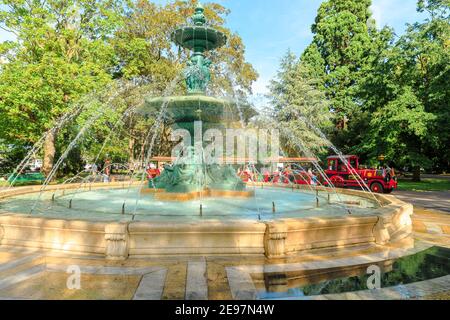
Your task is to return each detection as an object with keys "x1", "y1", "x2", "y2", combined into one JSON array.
[
  {"x1": 148, "y1": 155, "x2": 397, "y2": 194},
  {"x1": 322, "y1": 155, "x2": 397, "y2": 194},
  {"x1": 239, "y1": 155, "x2": 397, "y2": 194}
]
